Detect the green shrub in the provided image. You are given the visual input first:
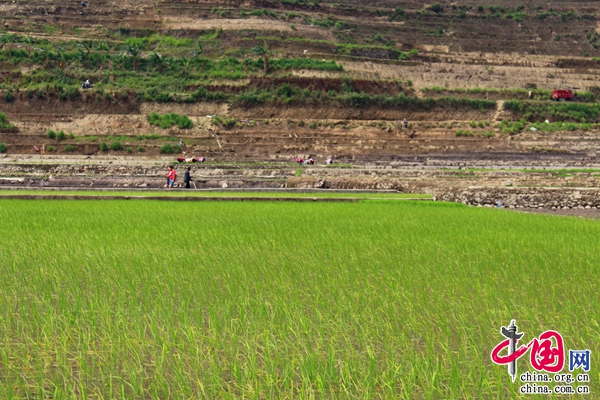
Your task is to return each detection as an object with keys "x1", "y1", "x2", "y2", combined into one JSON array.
[
  {"x1": 529, "y1": 121, "x2": 596, "y2": 132},
  {"x1": 148, "y1": 112, "x2": 194, "y2": 129},
  {"x1": 270, "y1": 58, "x2": 343, "y2": 72},
  {"x1": 455, "y1": 130, "x2": 473, "y2": 137},
  {"x1": 498, "y1": 119, "x2": 528, "y2": 134},
  {"x1": 428, "y1": 3, "x2": 442, "y2": 13},
  {"x1": 456, "y1": 130, "x2": 495, "y2": 138},
  {"x1": 99, "y1": 142, "x2": 109, "y2": 151},
  {"x1": 212, "y1": 115, "x2": 237, "y2": 127},
  {"x1": 4, "y1": 91, "x2": 14, "y2": 103},
  {"x1": 110, "y1": 141, "x2": 123, "y2": 151},
  {"x1": 47, "y1": 130, "x2": 56, "y2": 139},
  {"x1": 46, "y1": 145, "x2": 56, "y2": 152},
  {"x1": 137, "y1": 146, "x2": 145, "y2": 152},
  {"x1": 159, "y1": 144, "x2": 179, "y2": 154},
  {"x1": 56, "y1": 130, "x2": 66, "y2": 141},
  {"x1": 0, "y1": 112, "x2": 15, "y2": 130},
  {"x1": 136, "y1": 133, "x2": 162, "y2": 140},
  {"x1": 0, "y1": 142, "x2": 6, "y2": 153},
  {"x1": 469, "y1": 121, "x2": 477, "y2": 128},
  {"x1": 230, "y1": 87, "x2": 495, "y2": 111},
  {"x1": 398, "y1": 49, "x2": 419, "y2": 60},
  {"x1": 504, "y1": 100, "x2": 600, "y2": 123},
  {"x1": 65, "y1": 144, "x2": 75, "y2": 152}
]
